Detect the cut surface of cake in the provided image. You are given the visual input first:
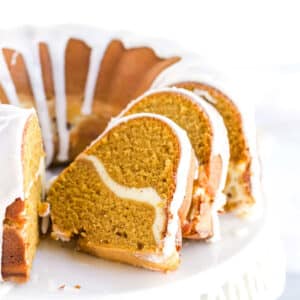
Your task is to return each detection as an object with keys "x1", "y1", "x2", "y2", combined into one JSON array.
[
  {"x1": 0, "y1": 104, "x2": 45, "y2": 282},
  {"x1": 47, "y1": 113, "x2": 196, "y2": 271},
  {"x1": 119, "y1": 88, "x2": 229, "y2": 239}
]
